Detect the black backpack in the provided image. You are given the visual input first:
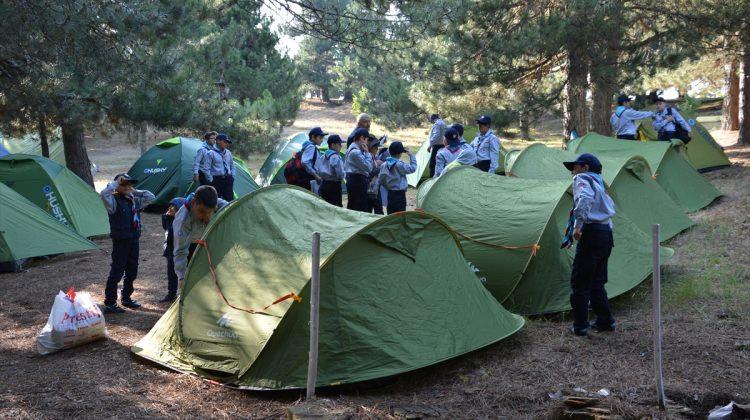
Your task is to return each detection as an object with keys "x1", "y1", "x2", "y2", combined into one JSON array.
[{"x1": 667, "y1": 108, "x2": 692, "y2": 144}]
